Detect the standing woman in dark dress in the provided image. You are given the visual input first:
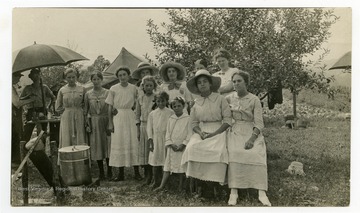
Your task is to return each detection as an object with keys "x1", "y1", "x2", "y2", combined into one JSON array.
[
  {"x1": 55, "y1": 68, "x2": 87, "y2": 148},
  {"x1": 85, "y1": 71, "x2": 112, "y2": 180}
]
